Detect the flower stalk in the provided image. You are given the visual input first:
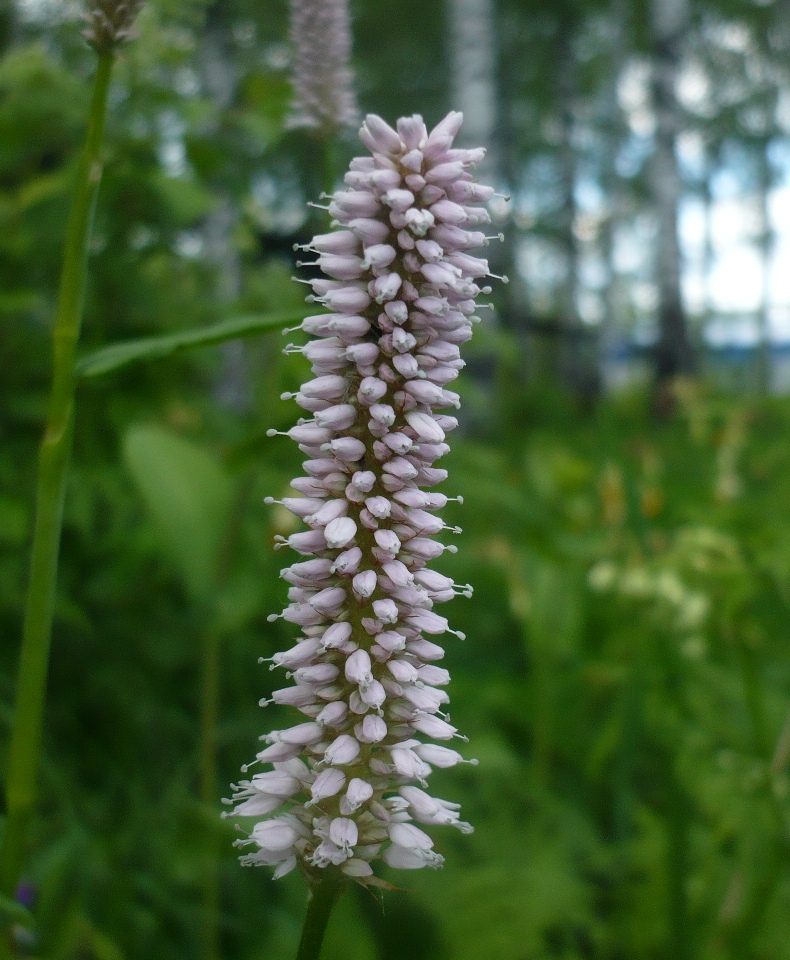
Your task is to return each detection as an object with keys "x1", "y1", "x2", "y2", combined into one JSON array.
[
  {"x1": 295, "y1": 871, "x2": 347, "y2": 960},
  {"x1": 0, "y1": 48, "x2": 115, "y2": 902}
]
